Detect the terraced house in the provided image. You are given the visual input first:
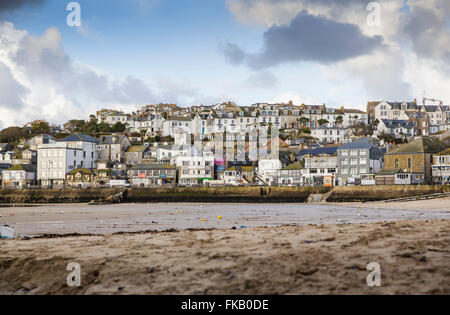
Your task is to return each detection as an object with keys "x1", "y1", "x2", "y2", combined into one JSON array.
[
  {"x1": 383, "y1": 136, "x2": 448, "y2": 184},
  {"x1": 337, "y1": 138, "x2": 384, "y2": 186},
  {"x1": 432, "y1": 148, "x2": 450, "y2": 185}
]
